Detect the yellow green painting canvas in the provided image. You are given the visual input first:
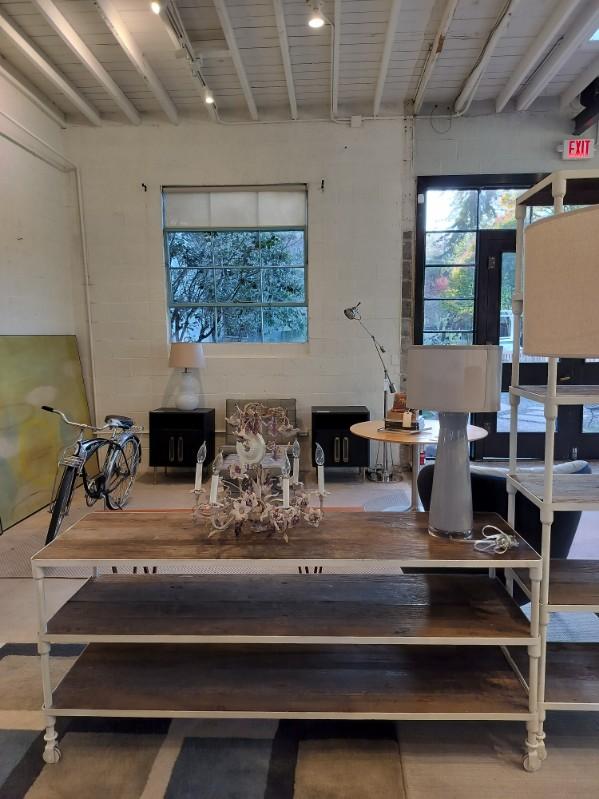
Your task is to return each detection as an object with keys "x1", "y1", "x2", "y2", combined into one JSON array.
[{"x1": 0, "y1": 335, "x2": 91, "y2": 531}]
